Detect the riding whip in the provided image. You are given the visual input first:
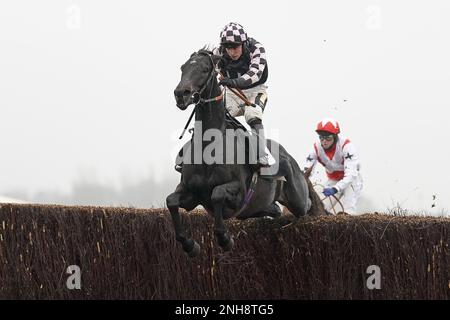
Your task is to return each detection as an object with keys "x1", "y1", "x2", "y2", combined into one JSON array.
[{"x1": 179, "y1": 105, "x2": 196, "y2": 140}]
